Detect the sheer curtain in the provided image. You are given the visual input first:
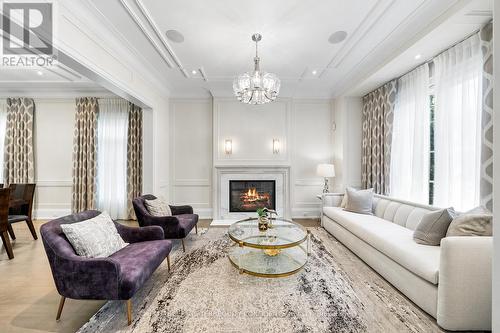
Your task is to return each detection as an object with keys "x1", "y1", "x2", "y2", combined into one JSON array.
[
  {"x1": 390, "y1": 64, "x2": 430, "y2": 203},
  {"x1": 97, "y1": 98, "x2": 129, "y2": 219},
  {"x1": 0, "y1": 100, "x2": 6, "y2": 184},
  {"x1": 434, "y1": 34, "x2": 482, "y2": 211}
]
